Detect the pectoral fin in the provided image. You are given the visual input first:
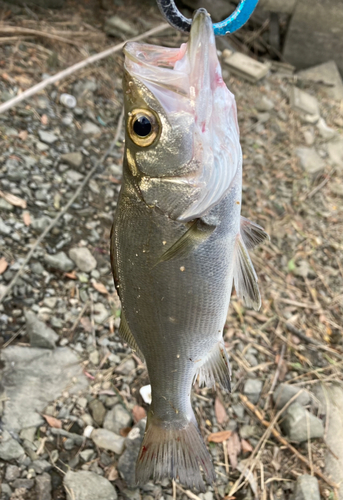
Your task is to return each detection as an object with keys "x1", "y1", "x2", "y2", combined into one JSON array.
[
  {"x1": 240, "y1": 216, "x2": 269, "y2": 250},
  {"x1": 155, "y1": 219, "x2": 215, "y2": 266},
  {"x1": 119, "y1": 310, "x2": 144, "y2": 360},
  {"x1": 233, "y1": 234, "x2": 261, "y2": 311}
]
